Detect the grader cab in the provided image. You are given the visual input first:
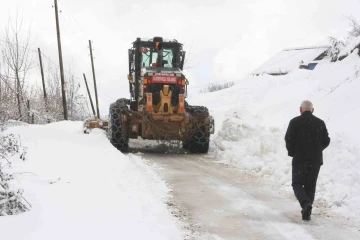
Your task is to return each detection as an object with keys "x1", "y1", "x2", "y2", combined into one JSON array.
[{"x1": 108, "y1": 37, "x2": 214, "y2": 153}]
